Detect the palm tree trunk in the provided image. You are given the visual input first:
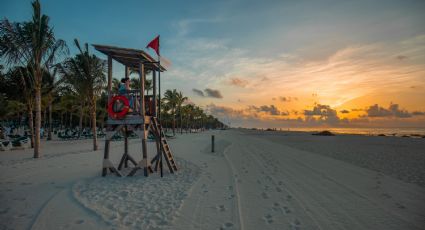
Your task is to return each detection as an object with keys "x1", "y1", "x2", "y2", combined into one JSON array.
[
  {"x1": 47, "y1": 102, "x2": 52, "y2": 140},
  {"x1": 172, "y1": 109, "x2": 176, "y2": 135},
  {"x1": 91, "y1": 100, "x2": 98, "y2": 151},
  {"x1": 180, "y1": 111, "x2": 183, "y2": 134},
  {"x1": 27, "y1": 105, "x2": 34, "y2": 148},
  {"x1": 79, "y1": 104, "x2": 83, "y2": 138},
  {"x1": 34, "y1": 86, "x2": 41, "y2": 158},
  {"x1": 186, "y1": 117, "x2": 189, "y2": 134},
  {"x1": 69, "y1": 112, "x2": 72, "y2": 128},
  {"x1": 60, "y1": 111, "x2": 63, "y2": 129},
  {"x1": 44, "y1": 108, "x2": 47, "y2": 129}
]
